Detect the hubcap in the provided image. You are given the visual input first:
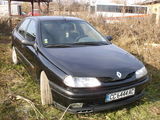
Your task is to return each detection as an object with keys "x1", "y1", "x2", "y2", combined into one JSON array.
[{"x1": 12, "y1": 47, "x2": 18, "y2": 64}]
